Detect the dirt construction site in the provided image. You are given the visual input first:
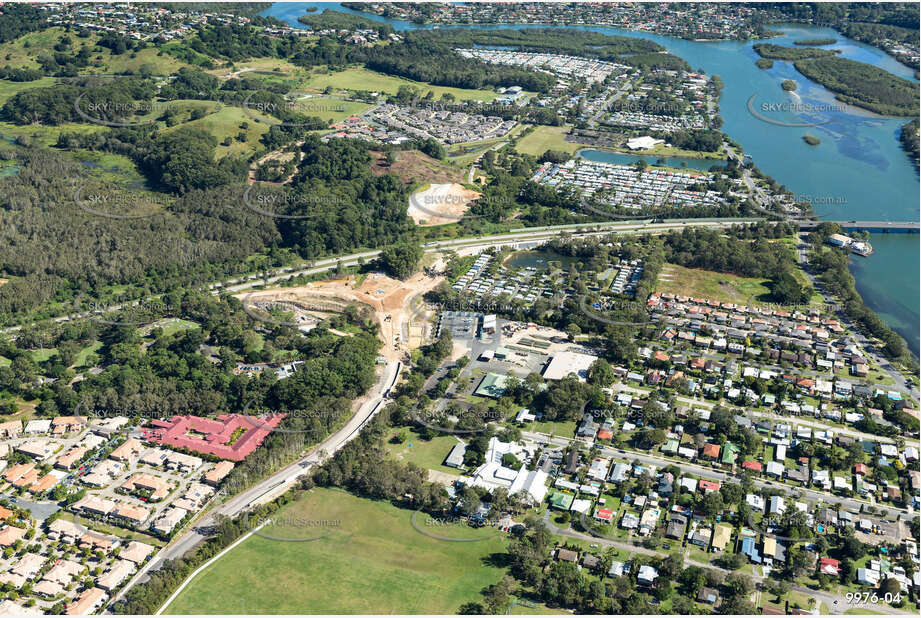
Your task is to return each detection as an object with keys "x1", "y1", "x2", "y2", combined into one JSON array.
[
  {"x1": 407, "y1": 183, "x2": 481, "y2": 226},
  {"x1": 238, "y1": 269, "x2": 444, "y2": 362}
]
